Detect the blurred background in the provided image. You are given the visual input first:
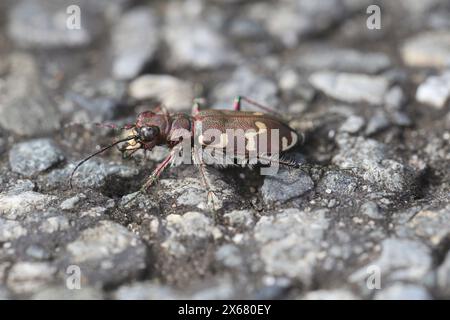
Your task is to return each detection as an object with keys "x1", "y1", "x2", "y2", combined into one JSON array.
[{"x1": 0, "y1": 0, "x2": 449, "y2": 300}]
